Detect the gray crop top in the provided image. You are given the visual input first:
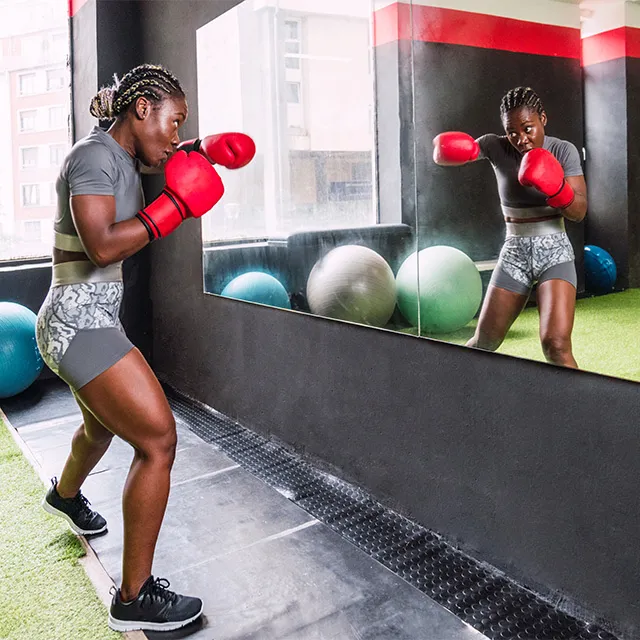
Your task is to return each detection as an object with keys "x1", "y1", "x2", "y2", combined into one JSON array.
[
  {"x1": 476, "y1": 134, "x2": 583, "y2": 215},
  {"x1": 54, "y1": 126, "x2": 144, "y2": 252}
]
